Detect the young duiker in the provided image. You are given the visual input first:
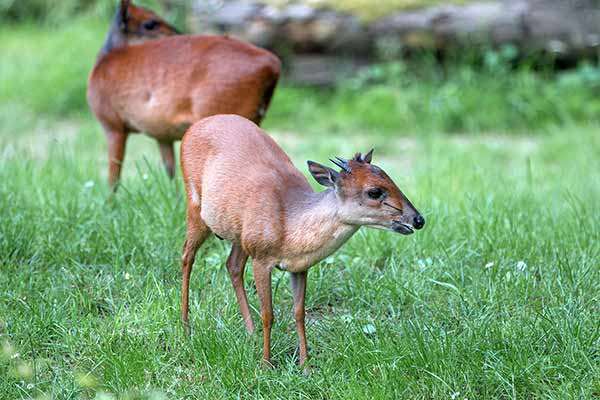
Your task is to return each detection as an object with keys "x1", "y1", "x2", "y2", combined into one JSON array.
[
  {"x1": 88, "y1": 0, "x2": 280, "y2": 189},
  {"x1": 180, "y1": 115, "x2": 425, "y2": 367}
]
